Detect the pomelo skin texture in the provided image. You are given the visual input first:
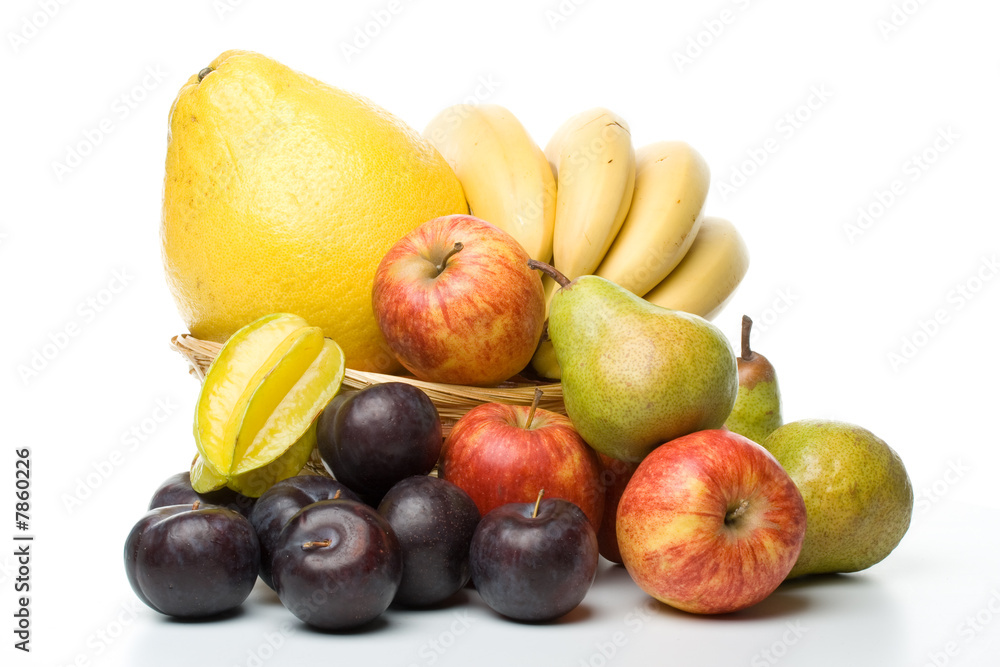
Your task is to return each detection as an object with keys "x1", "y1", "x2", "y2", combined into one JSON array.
[
  {"x1": 762, "y1": 419, "x2": 913, "y2": 579},
  {"x1": 161, "y1": 50, "x2": 468, "y2": 372}
]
